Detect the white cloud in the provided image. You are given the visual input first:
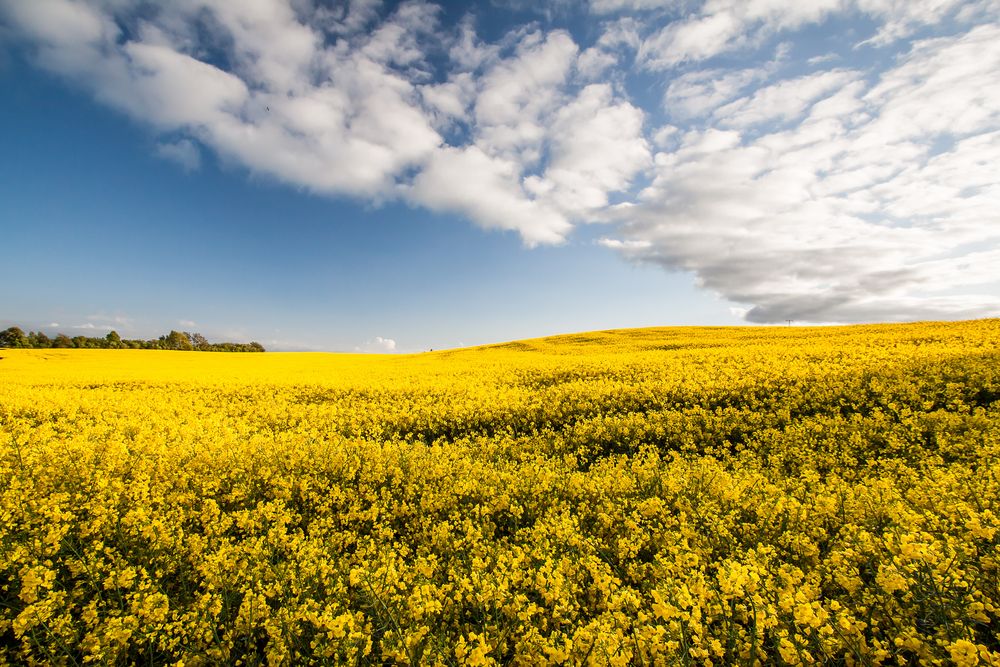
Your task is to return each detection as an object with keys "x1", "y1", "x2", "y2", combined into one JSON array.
[
  {"x1": 155, "y1": 139, "x2": 202, "y2": 172},
  {"x1": 640, "y1": 10, "x2": 745, "y2": 69},
  {"x1": 635, "y1": 0, "x2": 986, "y2": 70},
  {"x1": 0, "y1": 1, "x2": 655, "y2": 247},
  {"x1": 597, "y1": 237, "x2": 652, "y2": 250},
  {"x1": 663, "y1": 67, "x2": 762, "y2": 119},
  {"x1": 0, "y1": 0, "x2": 442, "y2": 199},
  {"x1": 420, "y1": 73, "x2": 476, "y2": 127},
  {"x1": 310, "y1": 0, "x2": 384, "y2": 37},
  {"x1": 472, "y1": 30, "x2": 578, "y2": 164},
  {"x1": 70, "y1": 318, "x2": 131, "y2": 332},
  {"x1": 861, "y1": 24, "x2": 1000, "y2": 142},
  {"x1": 714, "y1": 69, "x2": 858, "y2": 128},
  {"x1": 651, "y1": 125, "x2": 679, "y2": 148},
  {"x1": 808, "y1": 52, "x2": 839, "y2": 66},
  {"x1": 595, "y1": 17, "x2": 643, "y2": 52},
  {"x1": 855, "y1": 0, "x2": 975, "y2": 46},
  {"x1": 361, "y1": 0, "x2": 440, "y2": 69},
  {"x1": 410, "y1": 44, "x2": 651, "y2": 241},
  {"x1": 604, "y1": 22, "x2": 1000, "y2": 323},
  {"x1": 409, "y1": 145, "x2": 571, "y2": 245},
  {"x1": 120, "y1": 41, "x2": 250, "y2": 128},
  {"x1": 661, "y1": 43, "x2": 792, "y2": 120},
  {"x1": 576, "y1": 46, "x2": 618, "y2": 80},
  {"x1": 409, "y1": 27, "x2": 651, "y2": 243},
  {"x1": 179, "y1": 320, "x2": 198, "y2": 328},
  {"x1": 535, "y1": 84, "x2": 650, "y2": 215},
  {"x1": 356, "y1": 336, "x2": 398, "y2": 352},
  {"x1": 574, "y1": 17, "x2": 644, "y2": 80},
  {"x1": 447, "y1": 15, "x2": 499, "y2": 72},
  {"x1": 590, "y1": 0, "x2": 681, "y2": 13},
  {"x1": 86, "y1": 314, "x2": 133, "y2": 328},
  {"x1": 2, "y1": 0, "x2": 998, "y2": 324}
]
